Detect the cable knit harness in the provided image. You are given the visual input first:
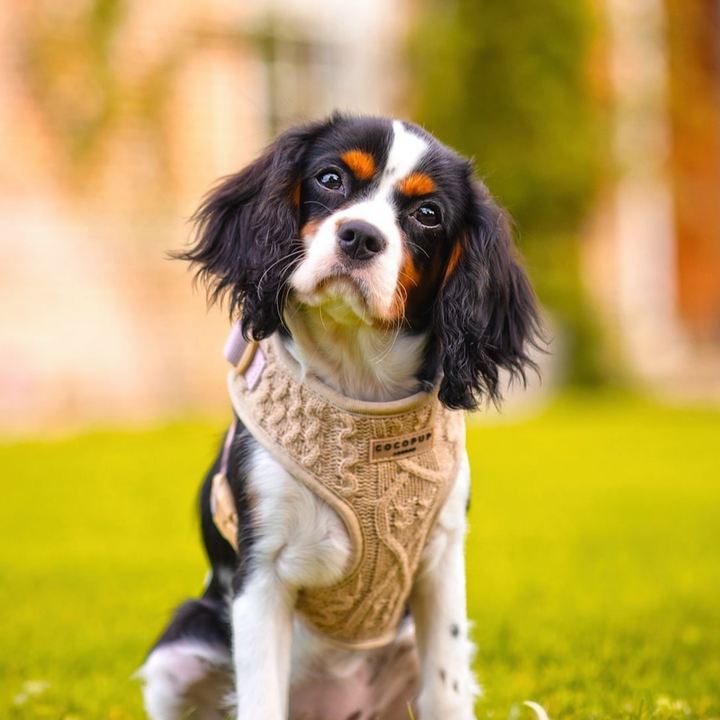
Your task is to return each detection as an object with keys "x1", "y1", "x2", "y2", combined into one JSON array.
[{"x1": 212, "y1": 329, "x2": 466, "y2": 649}]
